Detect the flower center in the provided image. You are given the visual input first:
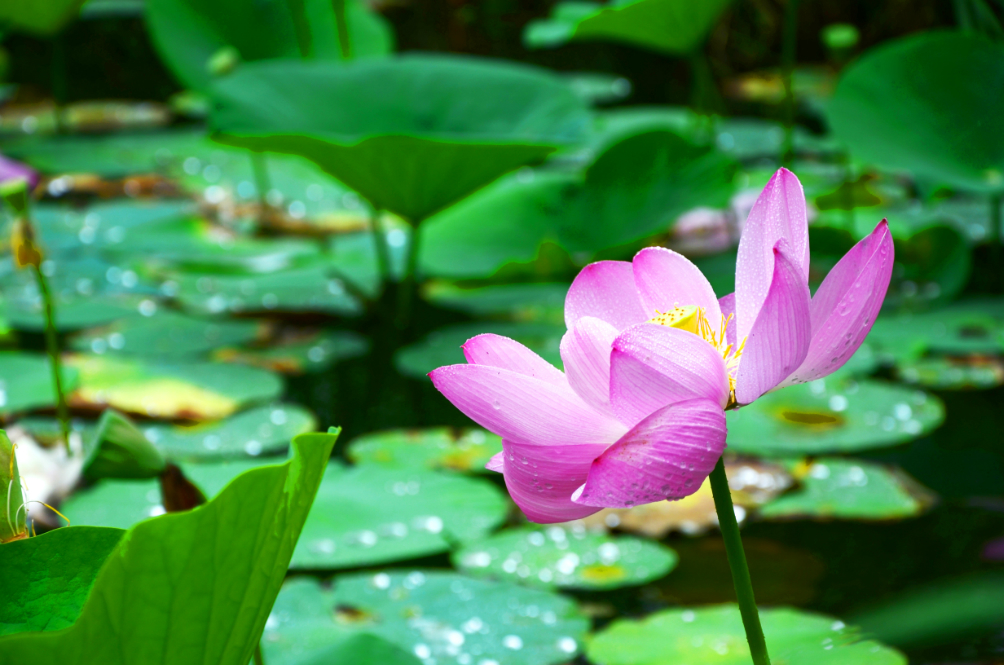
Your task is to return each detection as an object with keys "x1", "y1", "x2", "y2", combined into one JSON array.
[{"x1": 648, "y1": 305, "x2": 746, "y2": 406}]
